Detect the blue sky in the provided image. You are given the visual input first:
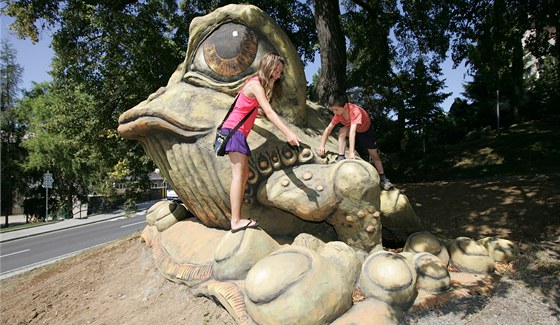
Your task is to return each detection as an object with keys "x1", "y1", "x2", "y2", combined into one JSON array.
[{"x1": 2, "y1": 15, "x2": 469, "y2": 111}]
